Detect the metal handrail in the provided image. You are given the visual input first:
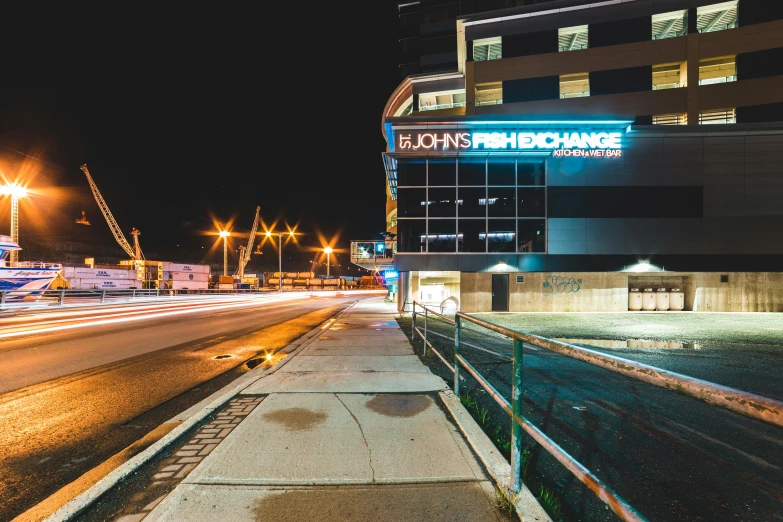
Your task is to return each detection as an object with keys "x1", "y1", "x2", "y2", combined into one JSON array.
[
  {"x1": 459, "y1": 312, "x2": 783, "y2": 426},
  {"x1": 412, "y1": 301, "x2": 783, "y2": 522}
]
